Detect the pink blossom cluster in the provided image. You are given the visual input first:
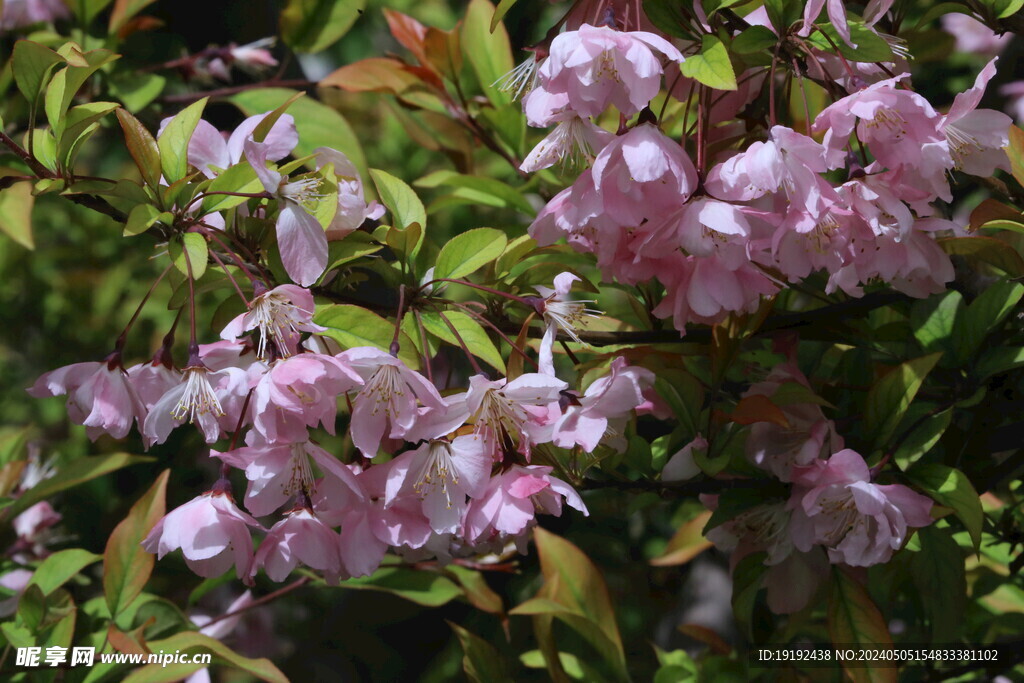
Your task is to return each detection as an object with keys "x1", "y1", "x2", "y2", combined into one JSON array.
[
  {"x1": 518, "y1": 20, "x2": 1012, "y2": 334},
  {"x1": 29, "y1": 281, "x2": 661, "y2": 584},
  {"x1": 695, "y1": 359, "x2": 933, "y2": 614}
]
